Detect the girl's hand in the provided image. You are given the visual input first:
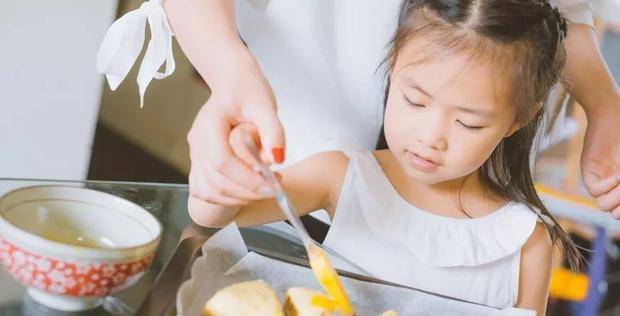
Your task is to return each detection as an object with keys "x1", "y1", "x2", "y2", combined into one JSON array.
[
  {"x1": 228, "y1": 122, "x2": 283, "y2": 188},
  {"x1": 228, "y1": 123, "x2": 268, "y2": 171},
  {"x1": 187, "y1": 57, "x2": 286, "y2": 206},
  {"x1": 187, "y1": 122, "x2": 284, "y2": 228}
]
